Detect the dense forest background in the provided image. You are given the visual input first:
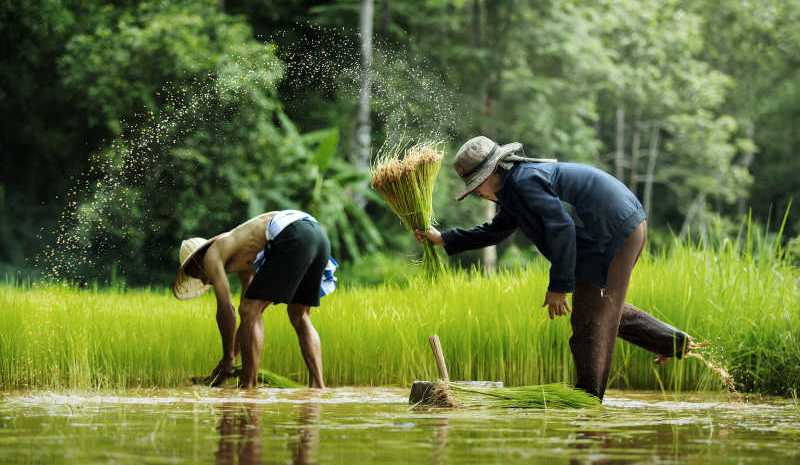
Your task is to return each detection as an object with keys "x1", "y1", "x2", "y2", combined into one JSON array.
[{"x1": 1, "y1": 0, "x2": 798, "y2": 286}]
